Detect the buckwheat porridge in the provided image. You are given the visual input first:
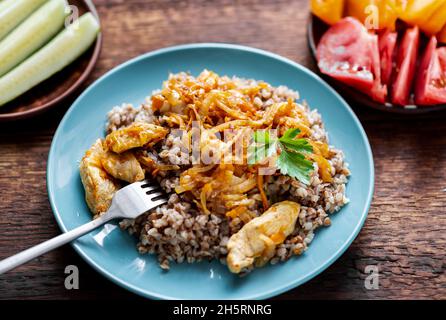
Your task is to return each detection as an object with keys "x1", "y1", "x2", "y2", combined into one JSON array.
[{"x1": 79, "y1": 70, "x2": 350, "y2": 274}]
